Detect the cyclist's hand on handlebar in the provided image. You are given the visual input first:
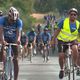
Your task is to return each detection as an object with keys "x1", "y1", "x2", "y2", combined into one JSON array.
[
  {"x1": 2, "y1": 41, "x2": 8, "y2": 45},
  {"x1": 16, "y1": 40, "x2": 20, "y2": 45}
]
